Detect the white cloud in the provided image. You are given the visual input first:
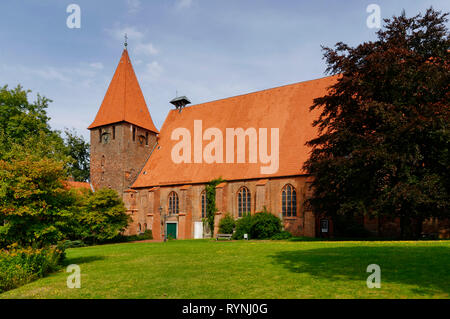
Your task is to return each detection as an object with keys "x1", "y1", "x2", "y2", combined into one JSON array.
[
  {"x1": 126, "y1": 0, "x2": 141, "y2": 14},
  {"x1": 176, "y1": 0, "x2": 193, "y2": 9},
  {"x1": 135, "y1": 42, "x2": 158, "y2": 56},
  {"x1": 89, "y1": 62, "x2": 104, "y2": 70},
  {"x1": 106, "y1": 26, "x2": 159, "y2": 58},
  {"x1": 0, "y1": 62, "x2": 105, "y2": 85},
  {"x1": 144, "y1": 61, "x2": 163, "y2": 79},
  {"x1": 108, "y1": 26, "x2": 145, "y2": 43}
]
